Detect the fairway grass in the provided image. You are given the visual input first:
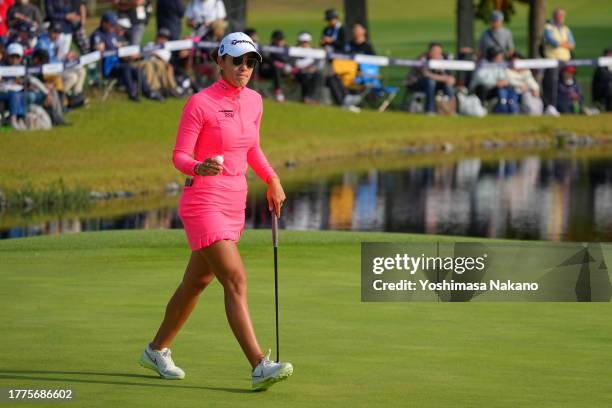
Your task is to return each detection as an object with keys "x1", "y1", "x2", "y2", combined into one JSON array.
[{"x1": 1, "y1": 229, "x2": 610, "y2": 407}]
